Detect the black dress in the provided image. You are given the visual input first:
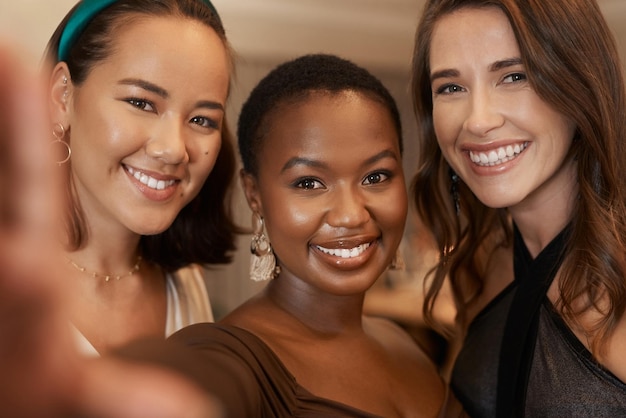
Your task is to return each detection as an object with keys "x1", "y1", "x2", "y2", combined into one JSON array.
[{"x1": 451, "y1": 226, "x2": 626, "y2": 417}]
